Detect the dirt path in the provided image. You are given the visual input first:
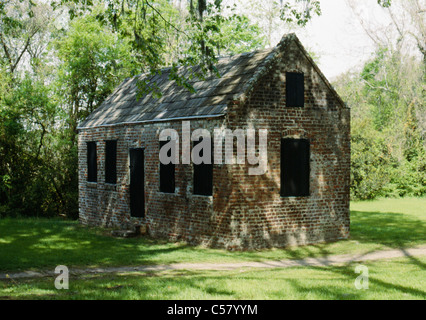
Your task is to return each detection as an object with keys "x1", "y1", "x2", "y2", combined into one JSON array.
[{"x1": 1, "y1": 246, "x2": 425, "y2": 280}]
